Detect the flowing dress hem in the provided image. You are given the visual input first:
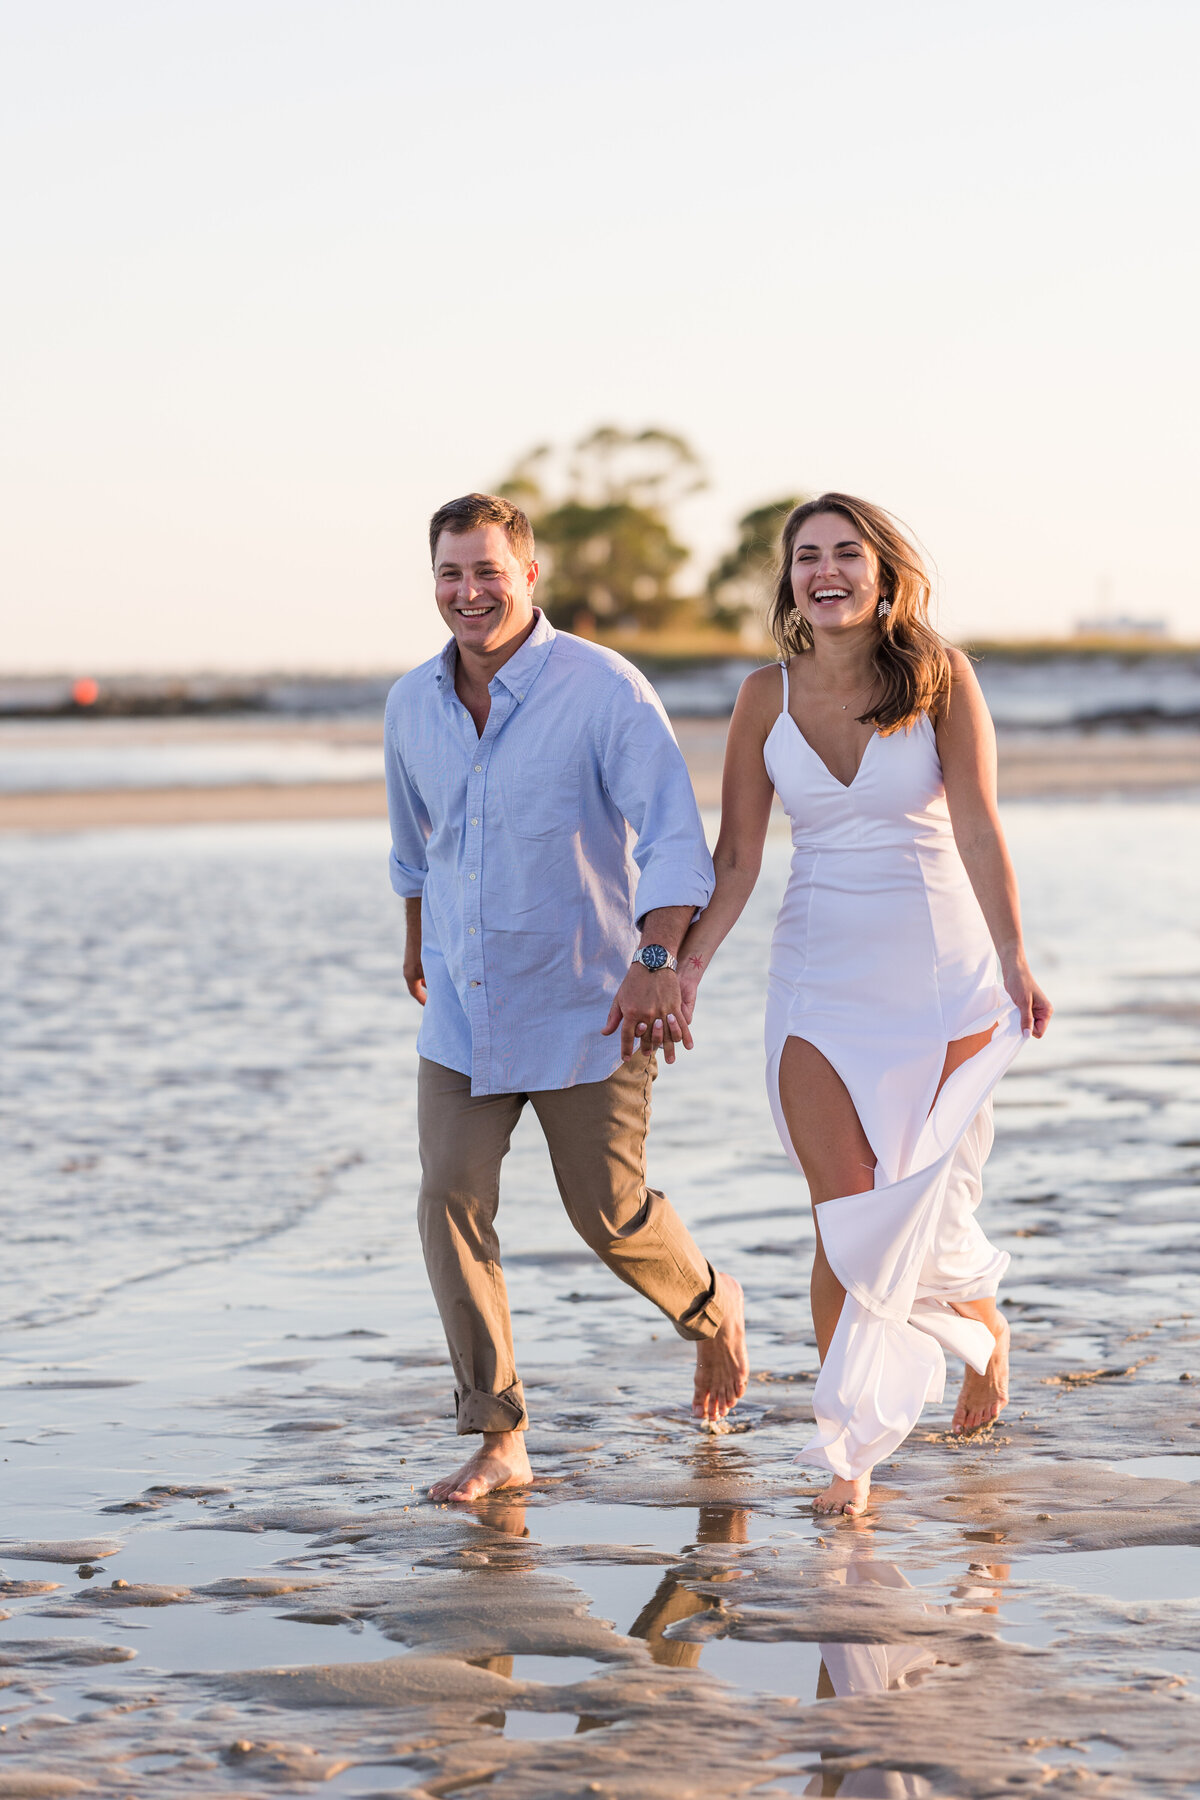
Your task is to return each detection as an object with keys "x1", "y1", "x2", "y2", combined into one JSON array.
[{"x1": 788, "y1": 1009, "x2": 1025, "y2": 1479}]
